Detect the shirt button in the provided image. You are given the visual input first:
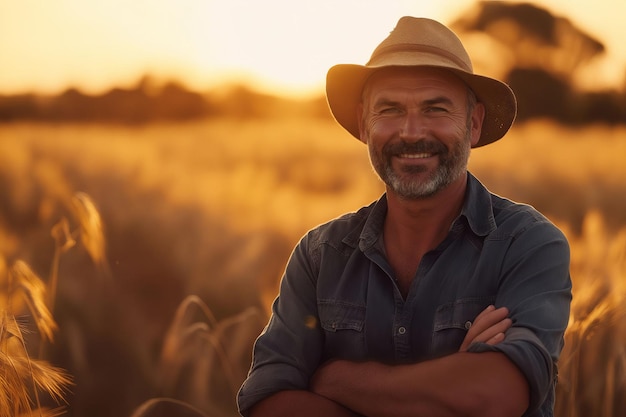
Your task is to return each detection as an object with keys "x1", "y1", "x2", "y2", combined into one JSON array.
[
  {"x1": 398, "y1": 326, "x2": 406, "y2": 335},
  {"x1": 465, "y1": 321, "x2": 472, "y2": 330}
]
